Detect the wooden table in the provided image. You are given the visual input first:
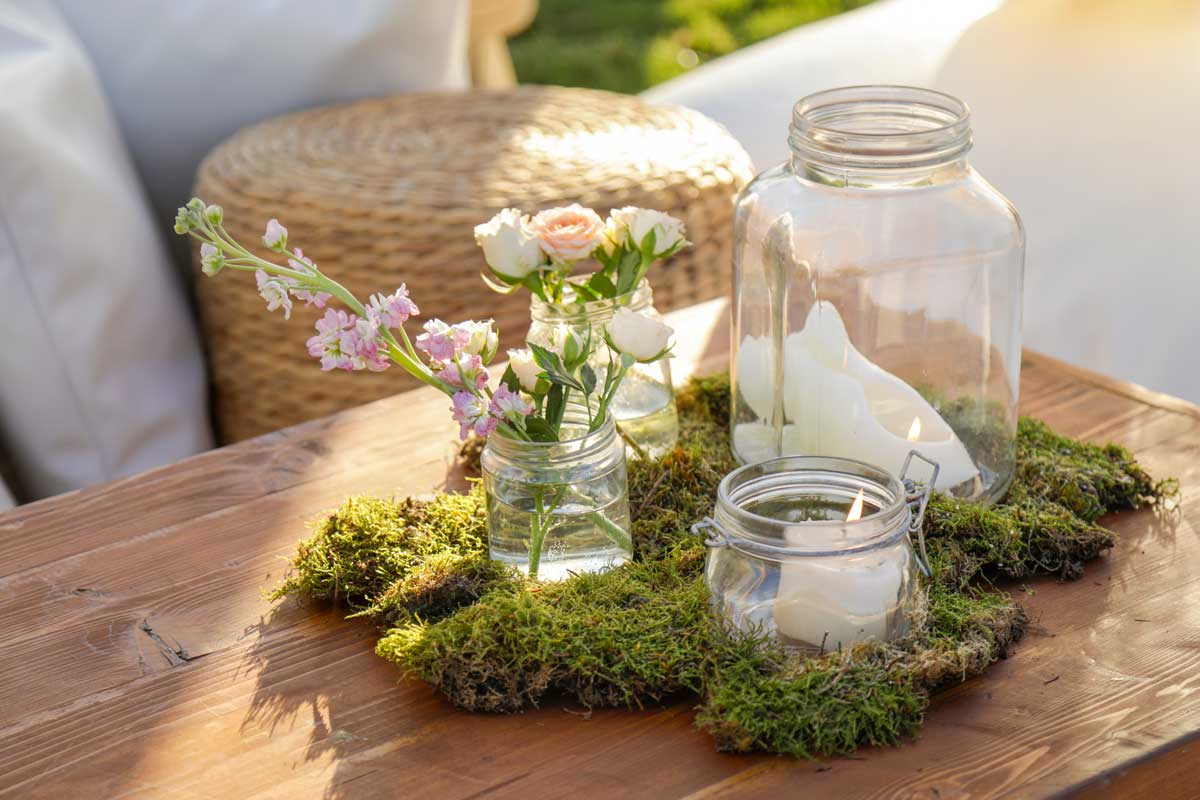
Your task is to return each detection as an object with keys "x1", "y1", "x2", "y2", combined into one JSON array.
[{"x1": 2, "y1": 299, "x2": 1198, "y2": 799}]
